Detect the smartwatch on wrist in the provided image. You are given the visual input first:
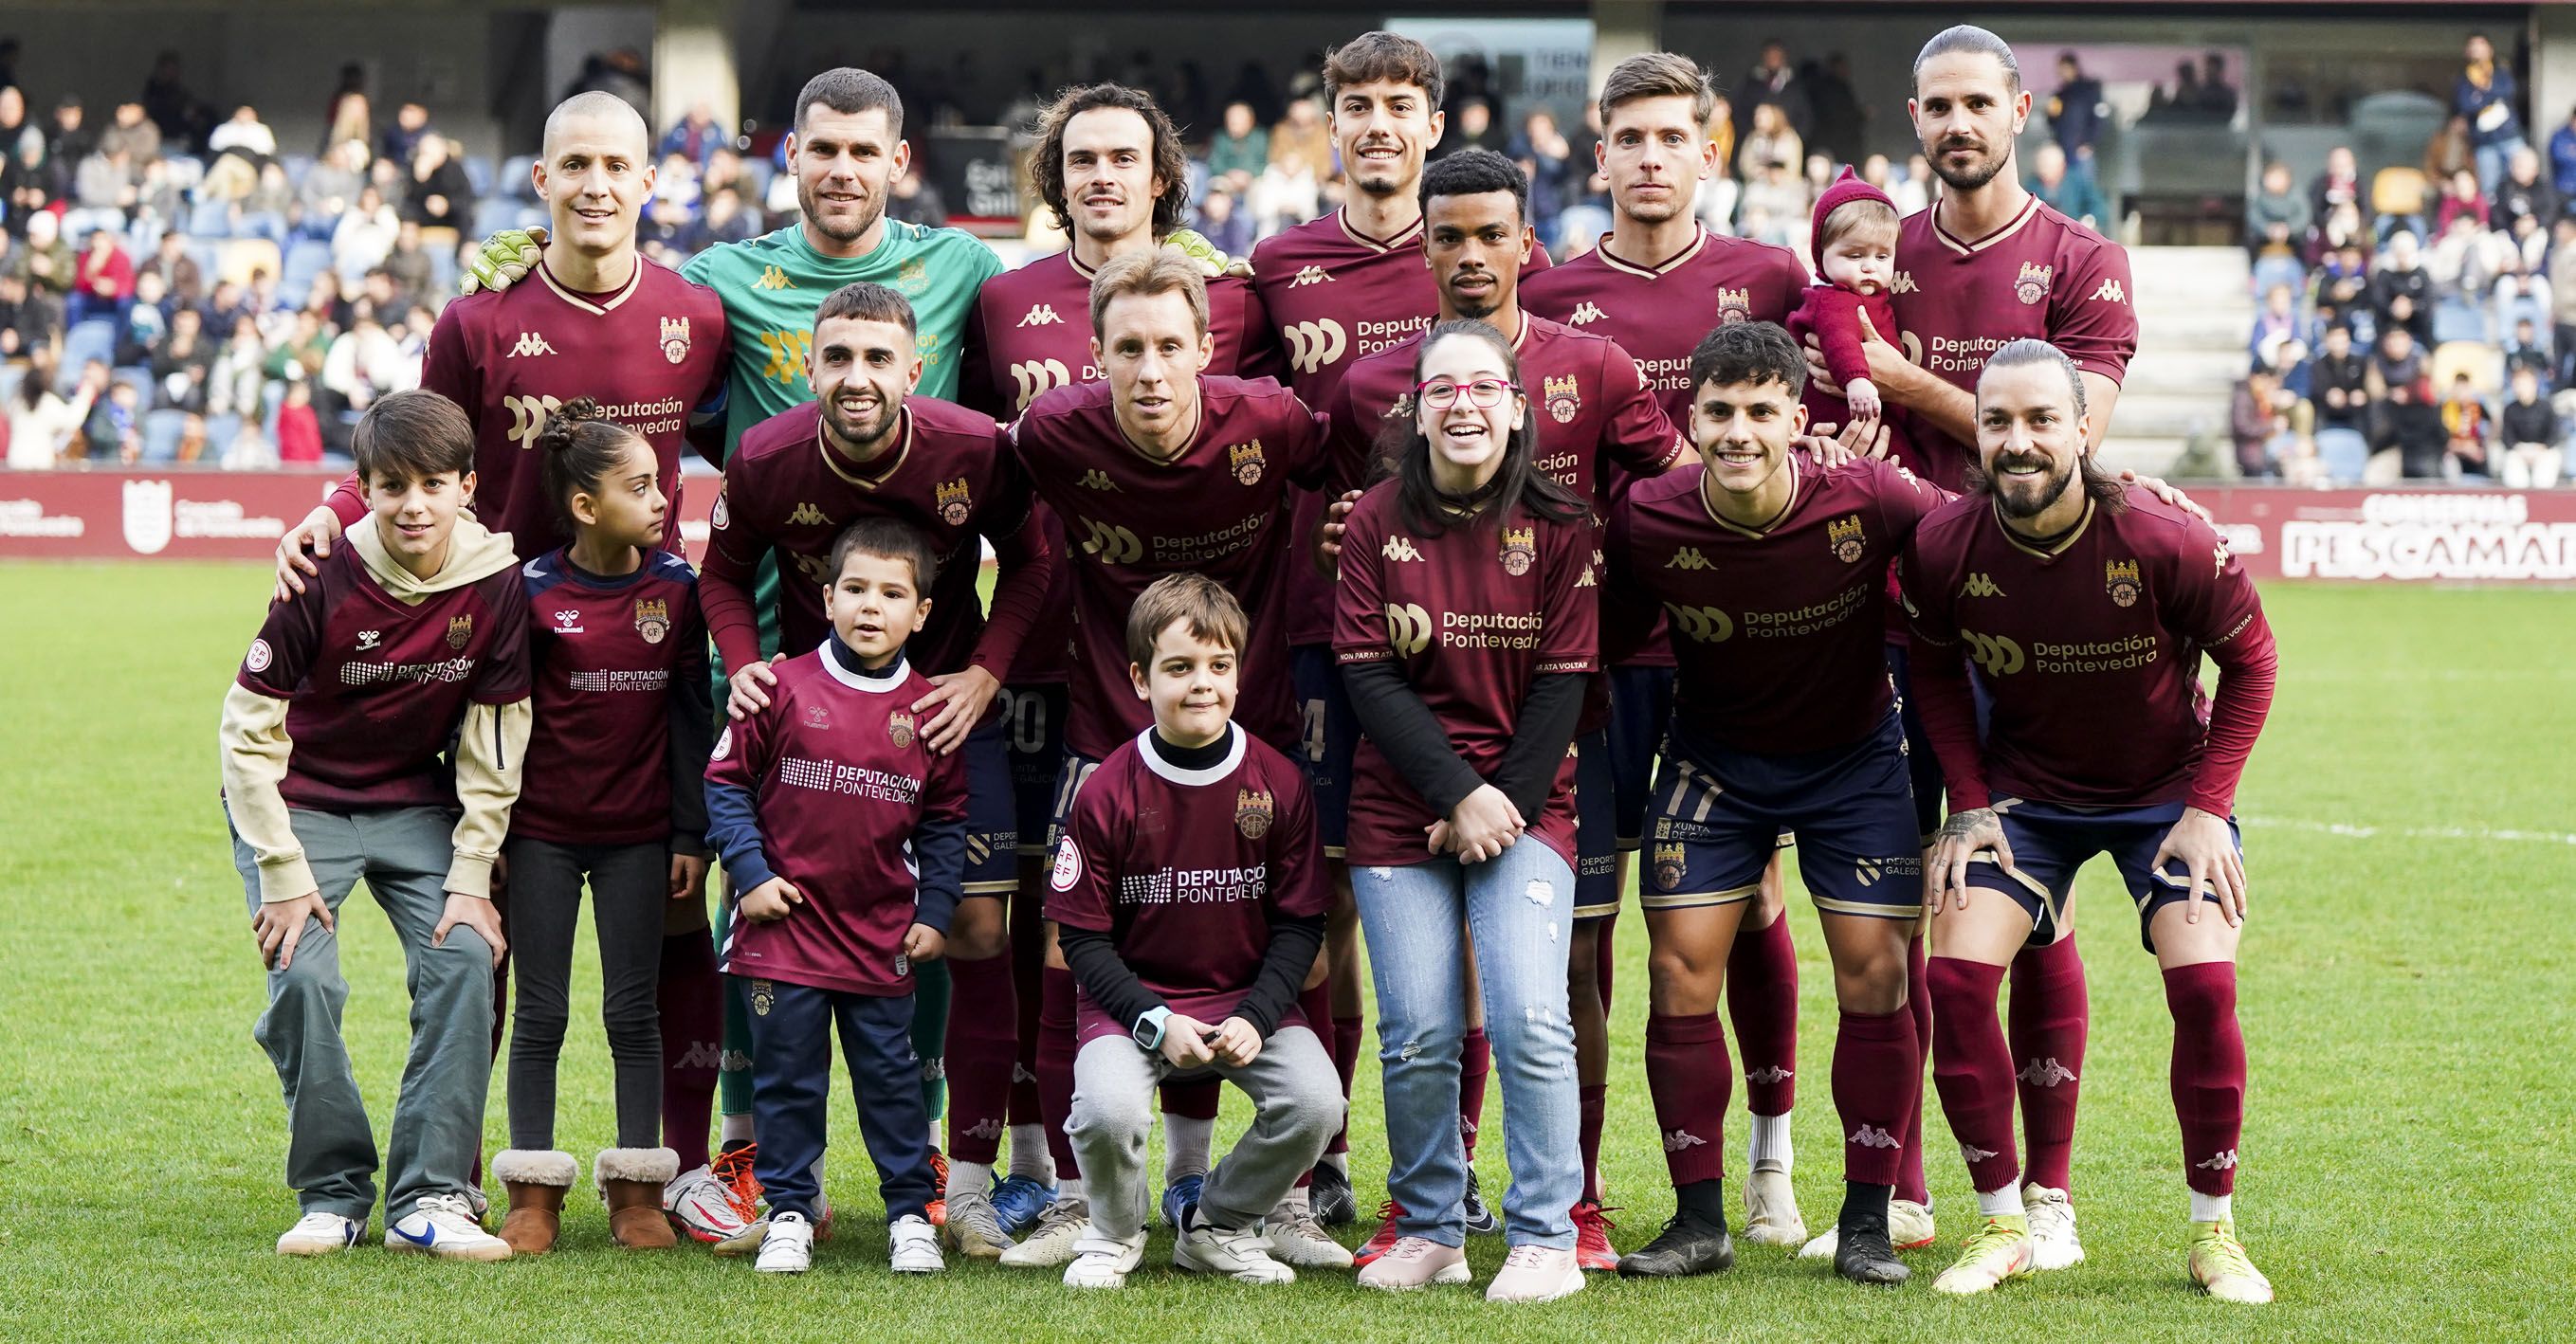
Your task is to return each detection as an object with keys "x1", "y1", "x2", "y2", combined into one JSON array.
[{"x1": 1132, "y1": 1006, "x2": 1171, "y2": 1051}]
